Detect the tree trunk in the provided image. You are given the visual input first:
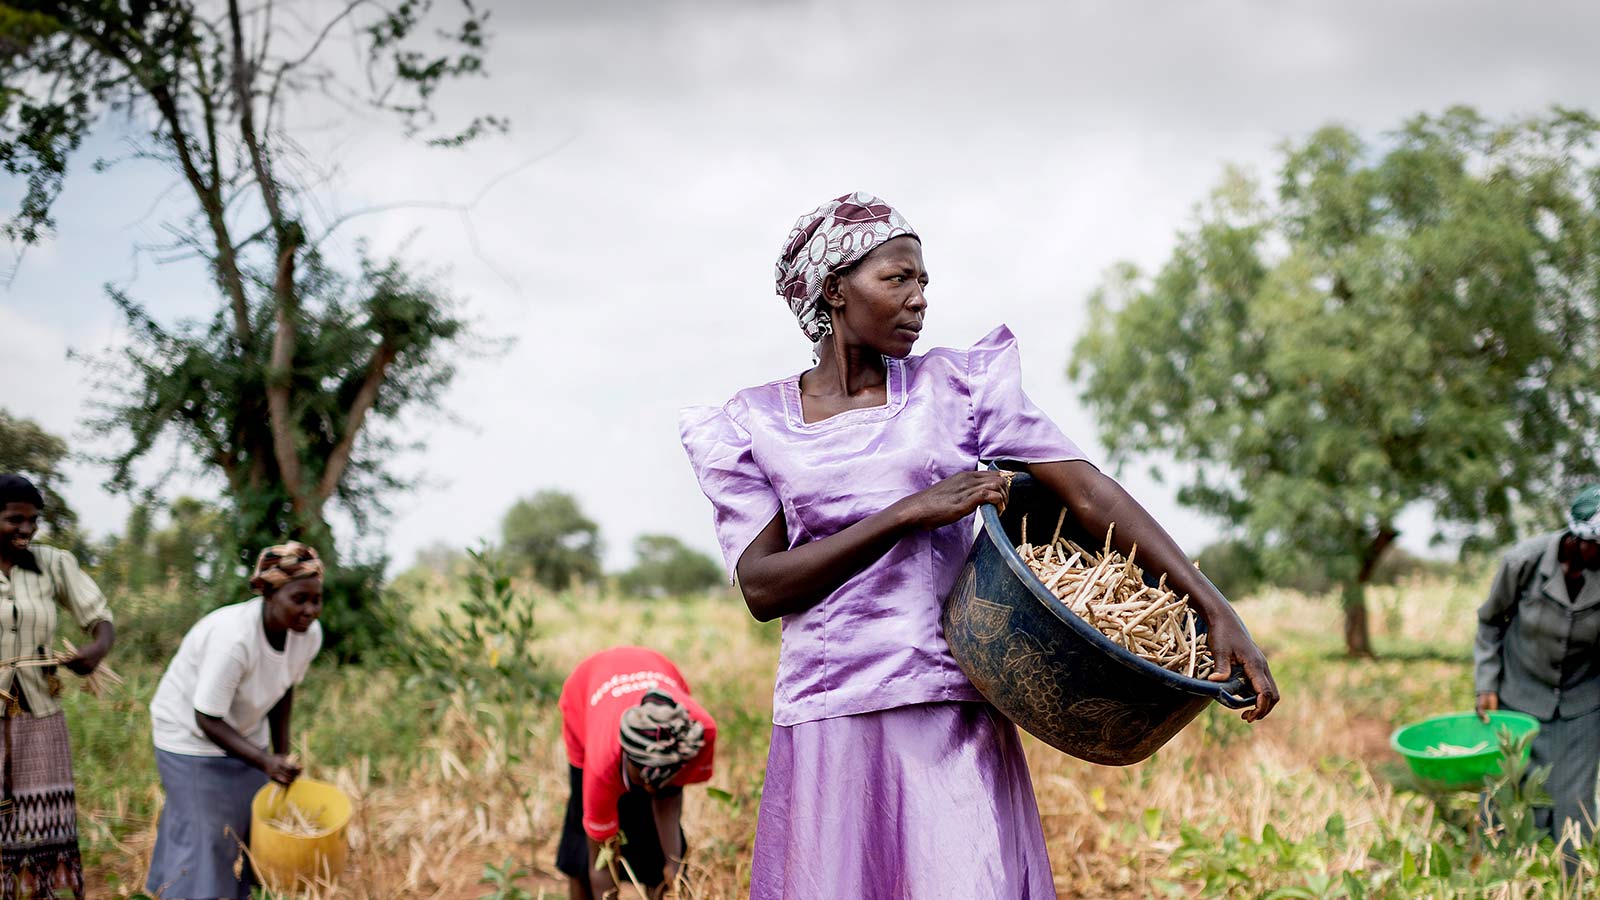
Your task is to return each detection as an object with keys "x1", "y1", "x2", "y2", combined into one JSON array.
[
  {"x1": 1342, "y1": 526, "x2": 1398, "y2": 658},
  {"x1": 1341, "y1": 580, "x2": 1374, "y2": 658}
]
